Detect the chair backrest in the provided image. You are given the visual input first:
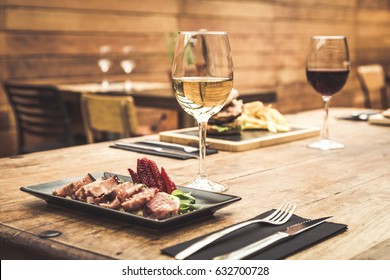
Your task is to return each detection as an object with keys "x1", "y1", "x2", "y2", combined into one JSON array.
[
  {"x1": 80, "y1": 92, "x2": 139, "y2": 143},
  {"x1": 3, "y1": 82, "x2": 75, "y2": 154},
  {"x1": 357, "y1": 64, "x2": 388, "y2": 109}
]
